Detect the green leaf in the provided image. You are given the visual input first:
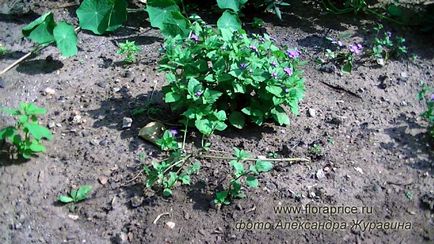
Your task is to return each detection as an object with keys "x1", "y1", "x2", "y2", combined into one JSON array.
[
  {"x1": 25, "y1": 103, "x2": 46, "y2": 115},
  {"x1": 74, "y1": 185, "x2": 92, "y2": 202},
  {"x1": 217, "y1": 0, "x2": 241, "y2": 12},
  {"x1": 0, "y1": 127, "x2": 16, "y2": 140},
  {"x1": 217, "y1": 11, "x2": 241, "y2": 31},
  {"x1": 229, "y1": 111, "x2": 245, "y2": 129},
  {"x1": 230, "y1": 160, "x2": 244, "y2": 175},
  {"x1": 266, "y1": 85, "x2": 283, "y2": 96},
  {"x1": 25, "y1": 123, "x2": 53, "y2": 140},
  {"x1": 163, "y1": 188, "x2": 173, "y2": 197},
  {"x1": 214, "y1": 110, "x2": 227, "y2": 121},
  {"x1": 255, "y1": 160, "x2": 273, "y2": 172},
  {"x1": 179, "y1": 175, "x2": 191, "y2": 185},
  {"x1": 22, "y1": 12, "x2": 56, "y2": 44},
  {"x1": 58, "y1": 195, "x2": 74, "y2": 203},
  {"x1": 53, "y1": 22, "x2": 78, "y2": 57},
  {"x1": 187, "y1": 78, "x2": 201, "y2": 95},
  {"x1": 203, "y1": 89, "x2": 223, "y2": 104},
  {"x1": 76, "y1": 0, "x2": 127, "y2": 35},
  {"x1": 29, "y1": 141, "x2": 46, "y2": 152},
  {"x1": 195, "y1": 119, "x2": 213, "y2": 135},
  {"x1": 271, "y1": 107, "x2": 290, "y2": 125},
  {"x1": 146, "y1": 0, "x2": 180, "y2": 29},
  {"x1": 341, "y1": 62, "x2": 352, "y2": 74},
  {"x1": 215, "y1": 191, "x2": 229, "y2": 204},
  {"x1": 246, "y1": 176, "x2": 259, "y2": 188},
  {"x1": 161, "y1": 11, "x2": 190, "y2": 38},
  {"x1": 387, "y1": 5, "x2": 403, "y2": 17},
  {"x1": 165, "y1": 91, "x2": 181, "y2": 103}
]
